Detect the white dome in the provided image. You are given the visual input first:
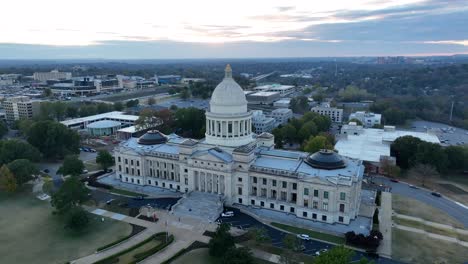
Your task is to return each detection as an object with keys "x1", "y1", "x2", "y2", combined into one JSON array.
[{"x1": 210, "y1": 64, "x2": 247, "y2": 114}]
